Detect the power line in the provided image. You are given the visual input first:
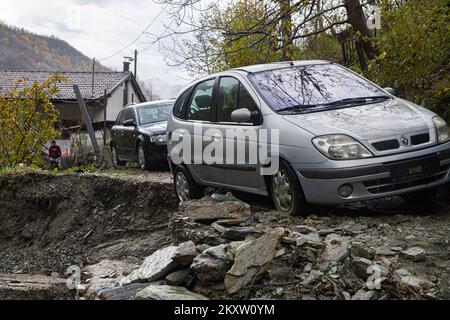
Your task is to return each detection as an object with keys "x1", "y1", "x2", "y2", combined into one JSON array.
[{"x1": 97, "y1": 4, "x2": 168, "y2": 61}]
